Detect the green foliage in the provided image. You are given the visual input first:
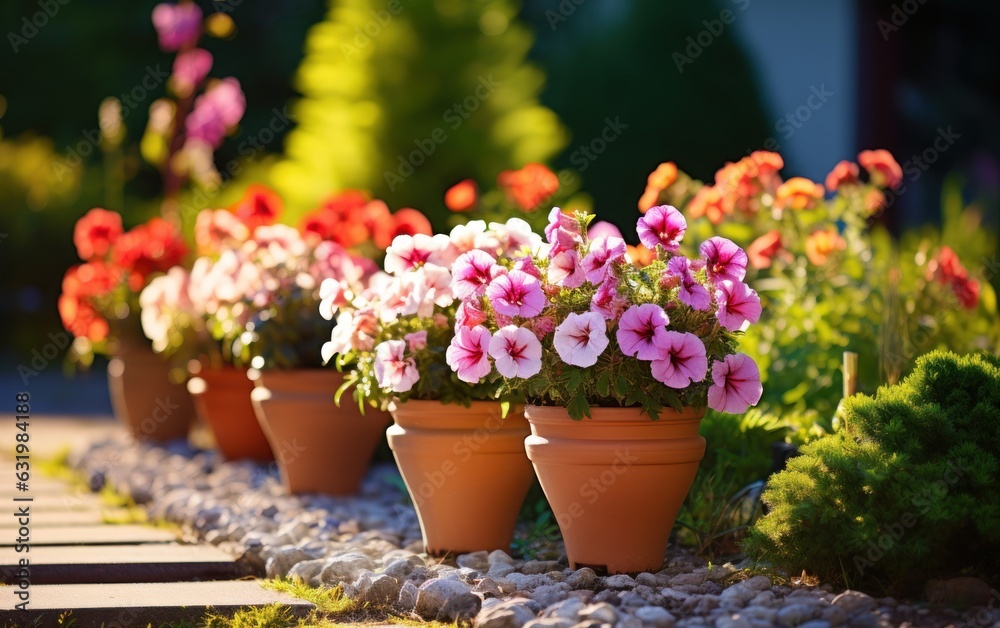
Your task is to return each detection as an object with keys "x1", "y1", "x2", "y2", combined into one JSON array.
[
  {"x1": 744, "y1": 351, "x2": 1000, "y2": 594},
  {"x1": 265, "y1": 0, "x2": 567, "y2": 227},
  {"x1": 675, "y1": 409, "x2": 787, "y2": 556},
  {"x1": 337, "y1": 302, "x2": 505, "y2": 411},
  {"x1": 235, "y1": 291, "x2": 332, "y2": 369}
]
